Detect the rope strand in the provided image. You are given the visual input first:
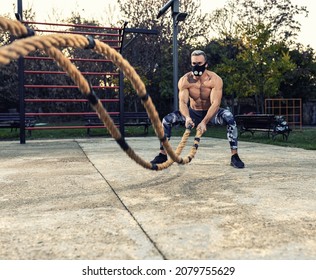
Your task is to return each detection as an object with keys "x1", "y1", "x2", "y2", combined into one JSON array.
[{"x1": 0, "y1": 16, "x2": 204, "y2": 171}]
